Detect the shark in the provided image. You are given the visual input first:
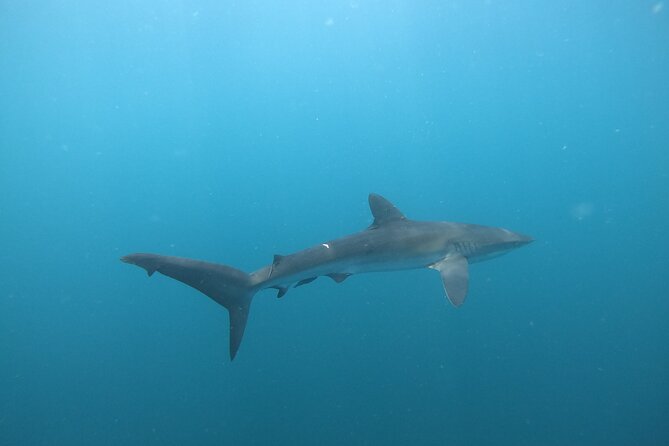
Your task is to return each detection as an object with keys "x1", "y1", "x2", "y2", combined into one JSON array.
[{"x1": 121, "y1": 194, "x2": 532, "y2": 360}]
